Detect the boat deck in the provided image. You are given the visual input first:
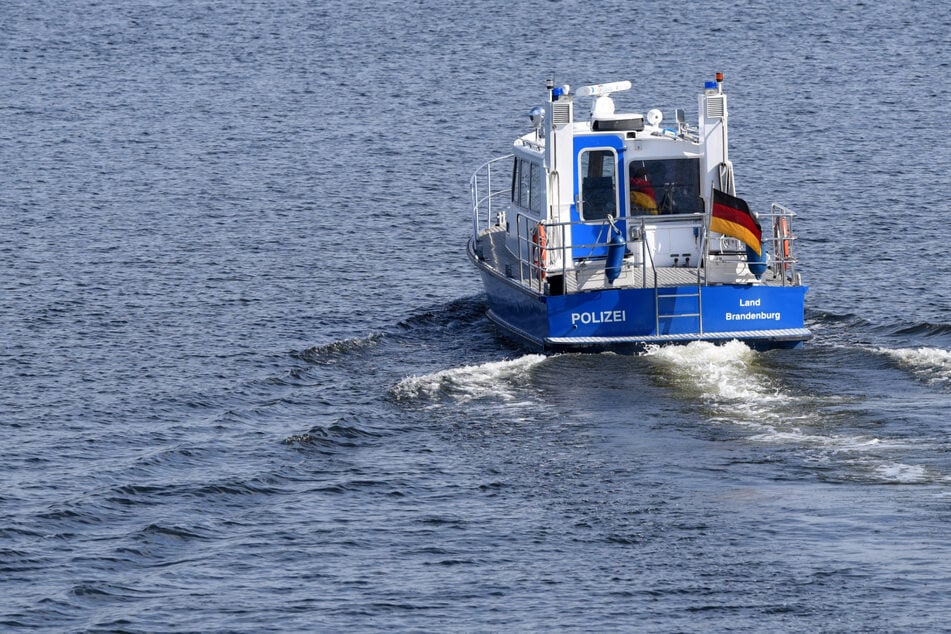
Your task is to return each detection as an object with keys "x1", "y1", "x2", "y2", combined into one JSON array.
[{"x1": 474, "y1": 226, "x2": 794, "y2": 293}]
